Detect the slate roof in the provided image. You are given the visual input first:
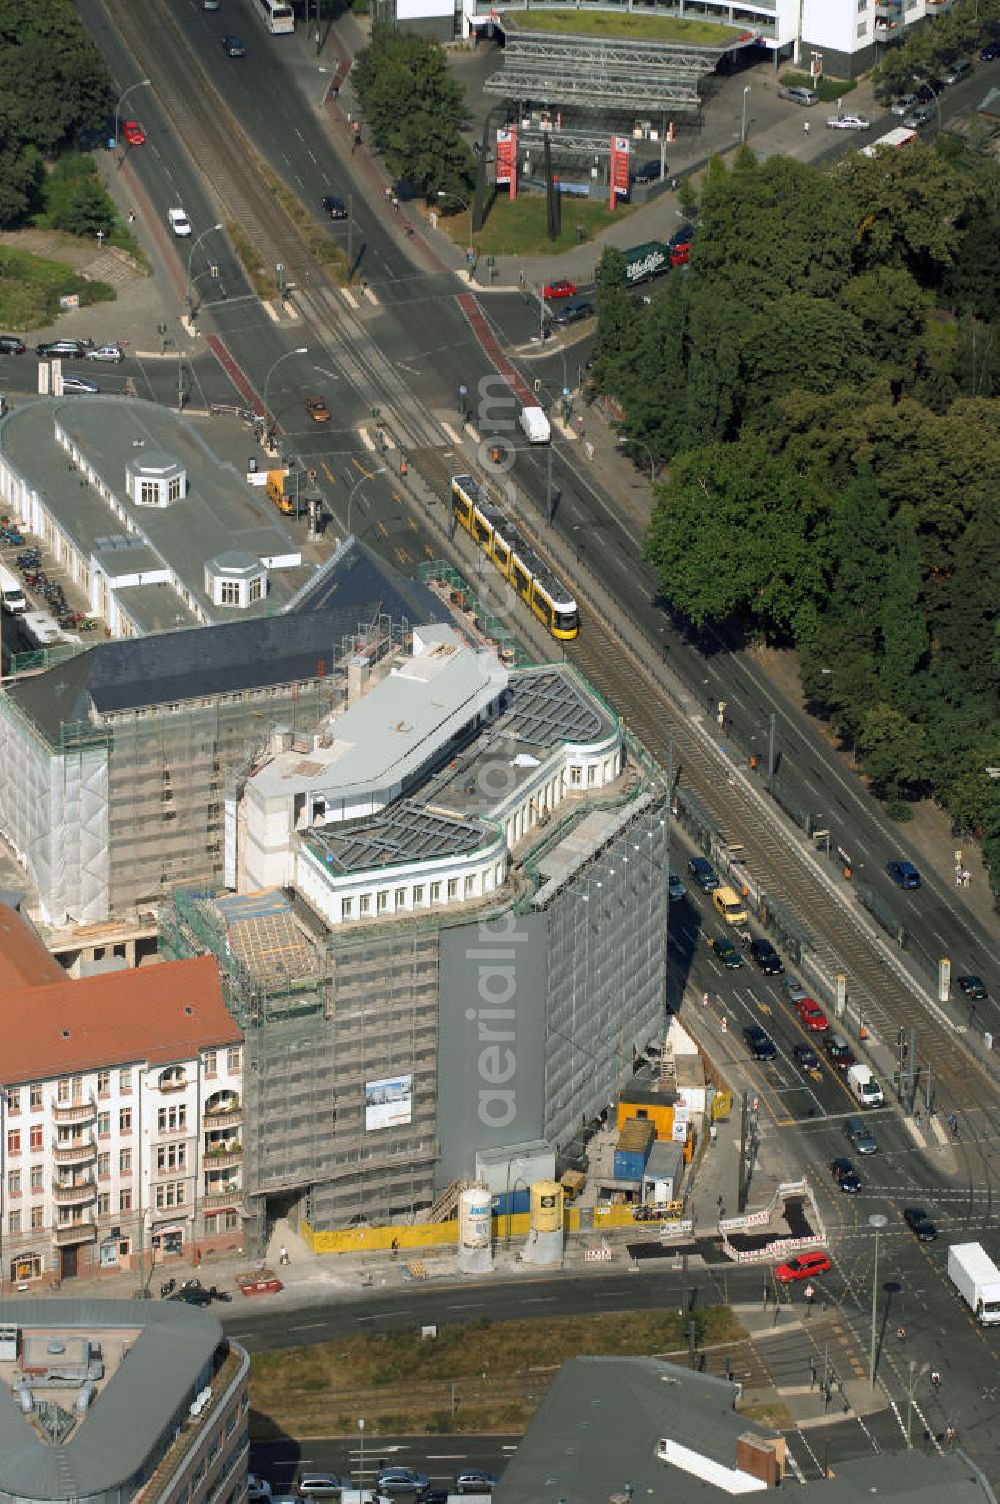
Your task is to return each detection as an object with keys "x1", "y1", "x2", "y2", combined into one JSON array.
[{"x1": 5, "y1": 538, "x2": 441, "y2": 744}]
